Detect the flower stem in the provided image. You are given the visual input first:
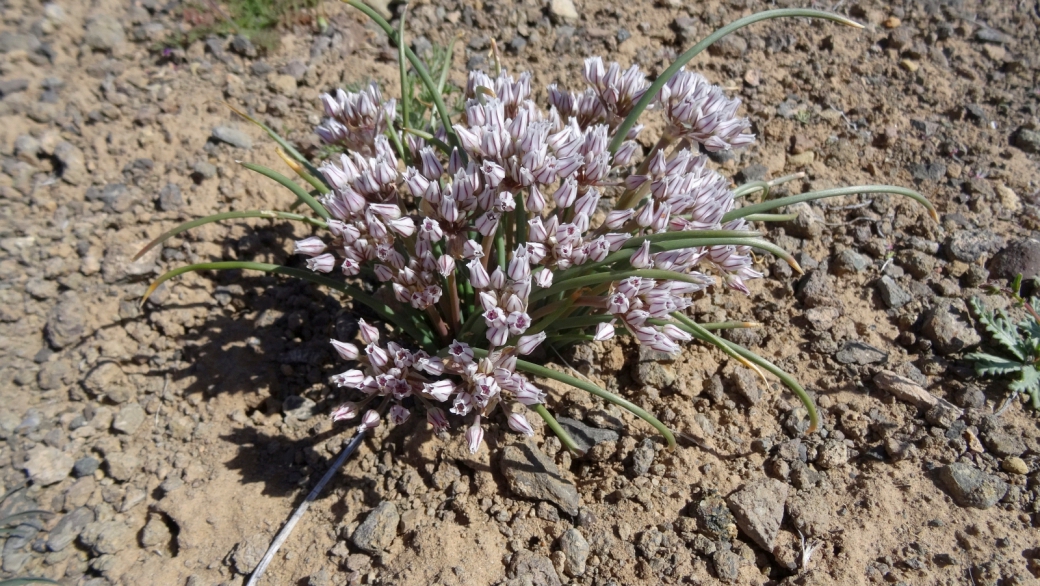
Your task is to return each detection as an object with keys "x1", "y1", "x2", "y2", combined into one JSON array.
[
  {"x1": 532, "y1": 404, "x2": 583, "y2": 455},
  {"x1": 608, "y1": 8, "x2": 863, "y2": 154}
]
